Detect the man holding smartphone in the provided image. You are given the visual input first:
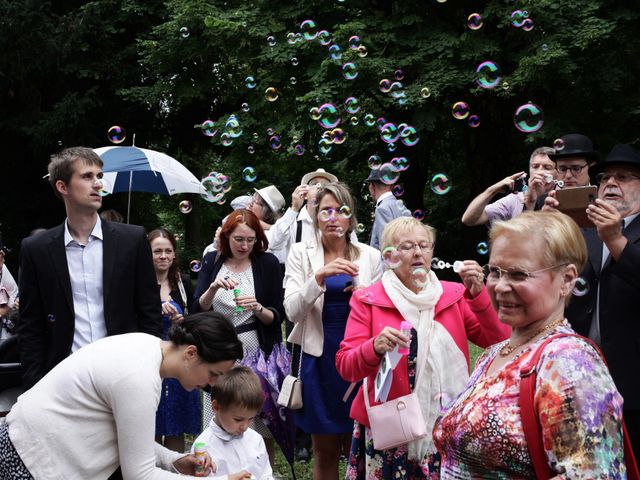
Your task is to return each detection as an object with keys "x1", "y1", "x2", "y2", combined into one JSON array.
[
  {"x1": 559, "y1": 144, "x2": 640, "y2": 465},
  {"x1": 461, "y1": 146, "x2": 556, "y2": 227}
]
